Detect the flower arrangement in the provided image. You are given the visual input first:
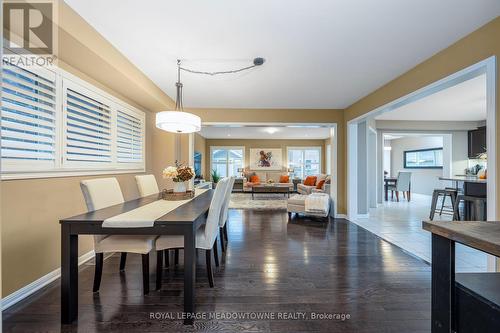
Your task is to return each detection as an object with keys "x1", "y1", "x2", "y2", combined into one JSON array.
[{"x1": 163, "y1": 161, "x2": 194, "y2": 183}]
